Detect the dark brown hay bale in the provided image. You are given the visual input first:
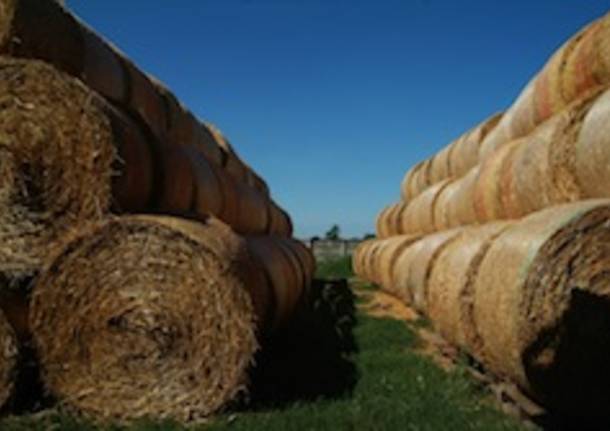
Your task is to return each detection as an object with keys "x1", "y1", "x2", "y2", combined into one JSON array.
[
  {"x1": 0, "y1": 58, "x2": 286, "y2": 279},
  {"x1": 247, "y1": 236, "x2": 312, "y2": 329},
  {"x1": 392, "y1": 228, "x2": 463, "y2": 310},
  {"x1": 0, "y1": 0, "x2": 270, "y2": 195},
  {"x1": 0, "y1": 58, "x2": 121, "y2": 278},
  {"x1": 30, "y1": 215, "x2": 259, "y2": 423},
  {"x1": 472, "y1": 200, "x2": 610, "y2": 416},
  {"x1": 426, "y1": 222, "x2": 512, "y2": 352},
  {"x1": 0, "y1": 307, "x2": 17, "y2": 409},
  {"x1": 205, "y1": 123, "x2": 251, "y2": 185}
]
